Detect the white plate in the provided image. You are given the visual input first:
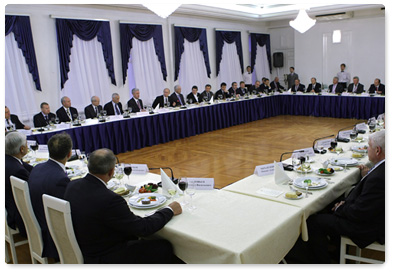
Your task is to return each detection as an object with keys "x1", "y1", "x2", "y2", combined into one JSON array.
[
  {"x1": 328, "y1": 148, "x2": 344, "y2": 153},
  {"x1": 351, "y1": 137, "x2": 366, "y2": 143},
  {"x1": 293, "y1": 176, "x2": 328, "y2": 189},
  {"x1": 332, "y1": 166, "x2": 344, "y2": 171},
  {"x1": 128, "y1": 193, "x2": 167, "y2": 209},
  {"x1": 284, "y1": 192, "x2": 303, "y2": 200},
  {"x1": 295, "y1": 167, "x2": 313, "y2": 173},
  {"x1": 351, "y1": 145, "x2": 368, "y2": 153},
  {"x1": 351, "y1": 153, "x2": 366, "y2": 159},
  {"x1": 314, "y1": 169, "x2": 335, "y2": 176},
  {"x1": 331, "y1": 158, "x2": 359, "y2": 166}
]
